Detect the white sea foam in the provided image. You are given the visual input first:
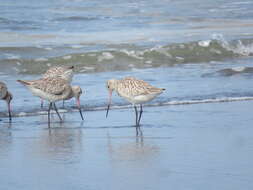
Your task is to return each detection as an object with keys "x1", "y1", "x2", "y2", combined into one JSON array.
[
  {"x1": 63, "y1": 55, "x2": 72, "y2": 60},
  {"x1": 58, "y1": 109, "x2": 68, "y2": 113},
  {"x1": 98, "y1": 52, "x2": 114, "y2": 62},
  {"x1": 18, "y1": 112, "x2": 28, "y2": 117},
  {"x1": 5, "y1": 54, "x2": 20, "y2": 60},
  {"x1": 232, "y1": 40, "x2": 253, "y2": 56},
  {"x1": 80, "y1": 66, "x2": 95, "y2": 72},
  {"x1": 120, "y1": 49, "x2": 144, "y2": 60},
  {"x1": 44, "y1": 47, "x2": 53, "y2": 51},
  {"x1": 212, "y1": 34, "x2": 253, "y2": 56},
  {"x1": 175, "y1": 56, "x2": 184, "y2": 62},
  {"x1": 231, "y1": 67, "x2": 245, "y2": 72},
  {"x1": 161, "y1": 97, "x2": 253, "y2": 106},
  {"x1": 149, "y1": 46, "x2": 172, "y2": 57},
  {"x1": 35, "y1": 57, "x2": 48, "y2": 62},
  {"x1": 198, "y1": 40, "x2": 211, "y2": 47},
  {"x1": 145, "y1": 60, "x2": 152, "y2": 64}
]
